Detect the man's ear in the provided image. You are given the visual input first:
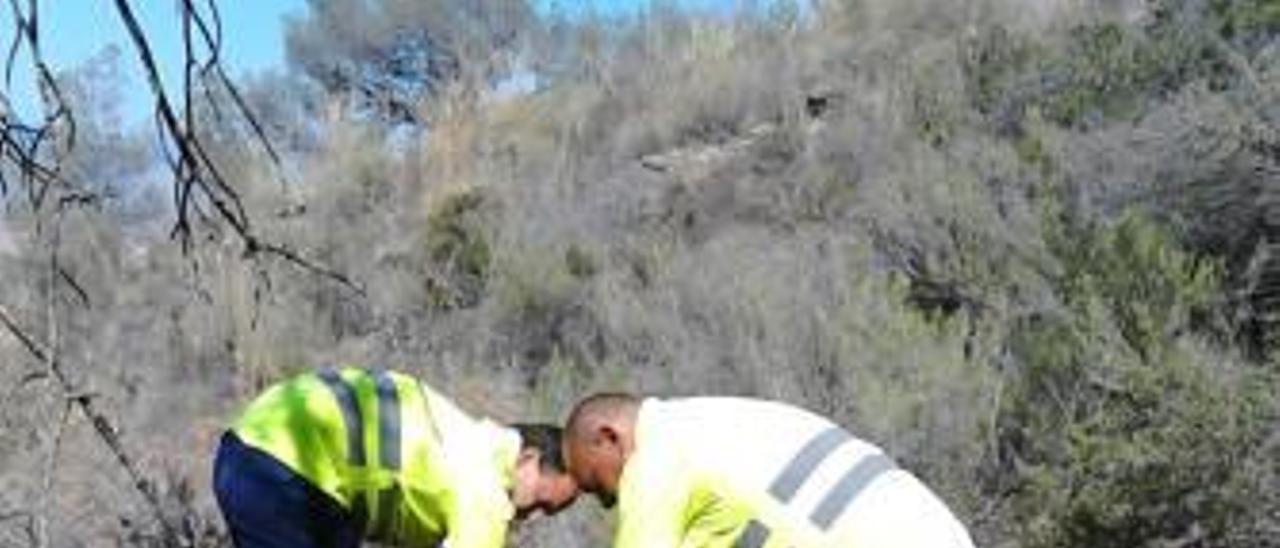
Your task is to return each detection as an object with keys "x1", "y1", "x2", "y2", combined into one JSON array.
[
  {"x1": 518, "y1": 446, "x2": 542, "y2": 467},
  {"x1": 599, "y1": 424, "x2": 621, "y2": 446}
]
